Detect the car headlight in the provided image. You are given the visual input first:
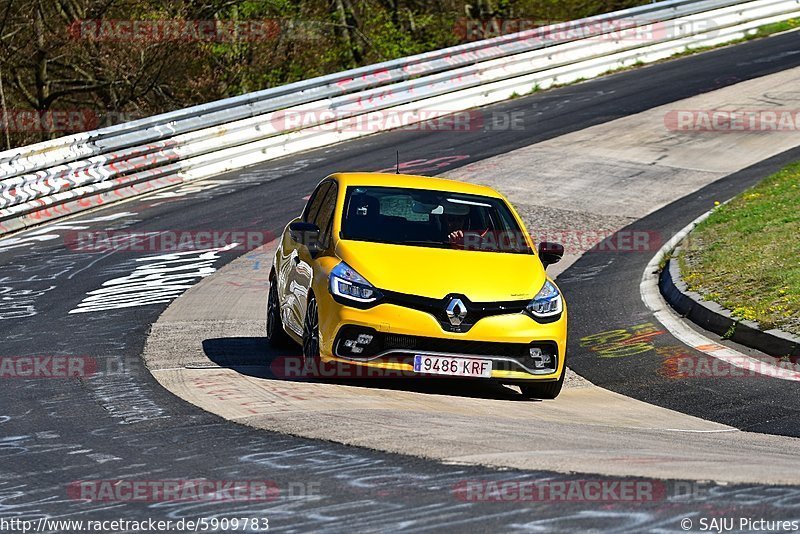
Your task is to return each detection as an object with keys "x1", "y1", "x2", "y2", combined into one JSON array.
[
  {"x1": 526, "y1": 280, "x2": 562, "y2": 318},
  {"x1": 329, "y1": 262, "x2": 382, "y2": 303}
]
